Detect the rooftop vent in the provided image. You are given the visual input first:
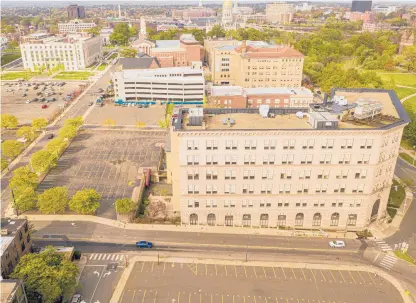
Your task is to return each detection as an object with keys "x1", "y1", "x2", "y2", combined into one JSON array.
[
  {"x1": 354, "y1": 99, "x2": 382, "y2": 120},
  {"x1": 188, "y1": 108, "x2": 204, "y2": 126},
  {"x1": 333, "y1": 95, "x2": 347, "y2": 106},
  {"x1": 1, "y1": 229, "x2": 9, "y2": 236}
]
